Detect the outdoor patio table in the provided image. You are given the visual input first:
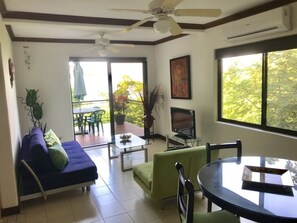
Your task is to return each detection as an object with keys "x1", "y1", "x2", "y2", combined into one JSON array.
[{"x1": 73, "y1": 107, "x2": 100, "y2": 134}]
